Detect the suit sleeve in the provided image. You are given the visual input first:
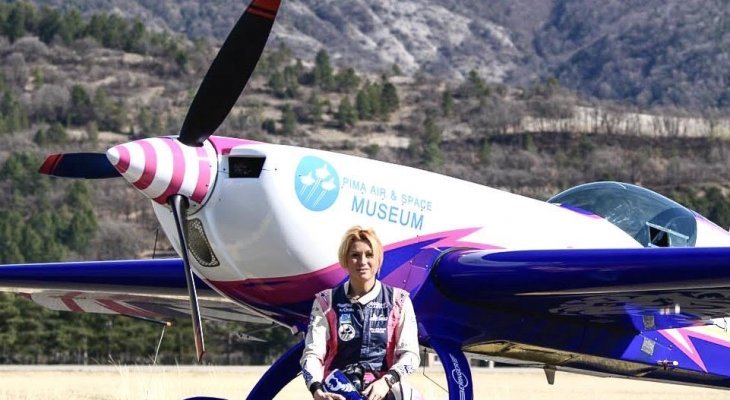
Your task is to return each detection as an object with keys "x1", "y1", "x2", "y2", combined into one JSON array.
[
  {"x1": 300, "y1": 297, "x2": 329, "y2": 388},
  {"x1": 390, "y1": 294, "x2": 420, "y2": 377}
]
